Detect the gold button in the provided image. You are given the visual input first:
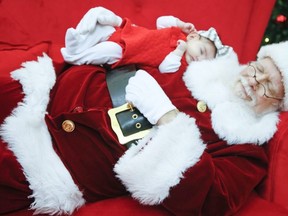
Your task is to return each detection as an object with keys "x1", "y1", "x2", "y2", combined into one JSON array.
[
  {"x1": 62, "y1": 120, "x2": 75, "y2": 132},
  {"x1": 197, "y1": 101, "x2": 207, "y2": 113}
]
